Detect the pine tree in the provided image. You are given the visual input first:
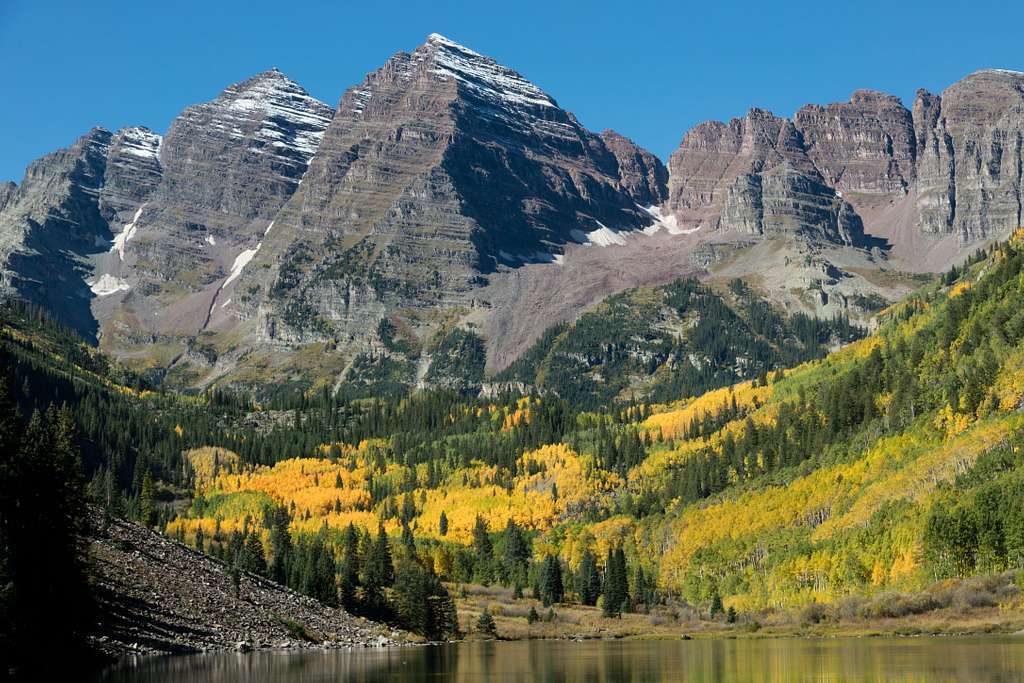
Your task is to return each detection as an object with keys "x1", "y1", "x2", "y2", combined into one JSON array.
[
  {"x1": 472, "y1": 515, "x2": 494, "y2": 584},
  {"x1": 476, "y1": 607, "x2": 498, "y2": 637},
  {"x1": 339, "y1": 522, "x2": 361, "y2": 611},
  {"x1": 139, "y1": 471, "x2": 156, "y2": 527},
  {"x1": 439, "y1": 511, "x2": 448, "y2": 537},
  {"x1": 602, "y1": 547, "x2": 628, "y2": 617},
  {"x1": 540, "y1": 554, "x2": 564, "y2": 606},
  {"x1": 577, "y1": 549, "x2": 601, "y2": 606},
  {"x1": 362, "y1": 523, "x2": 394, "y2": 618}
]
